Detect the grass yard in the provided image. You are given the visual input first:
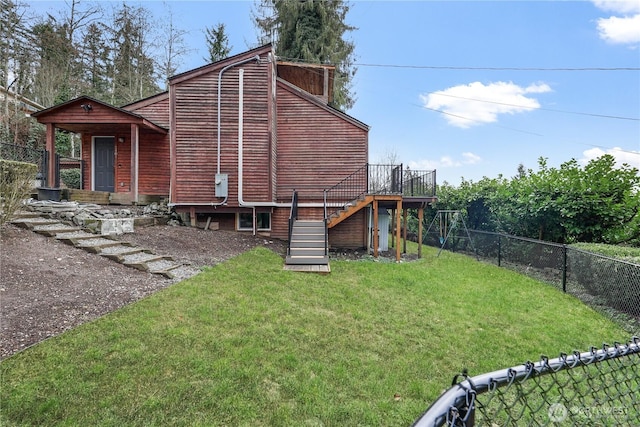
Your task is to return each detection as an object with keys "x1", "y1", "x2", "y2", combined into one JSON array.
[{"x1": 0, "y1": 247, "x2": 629, "y2": 426}]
